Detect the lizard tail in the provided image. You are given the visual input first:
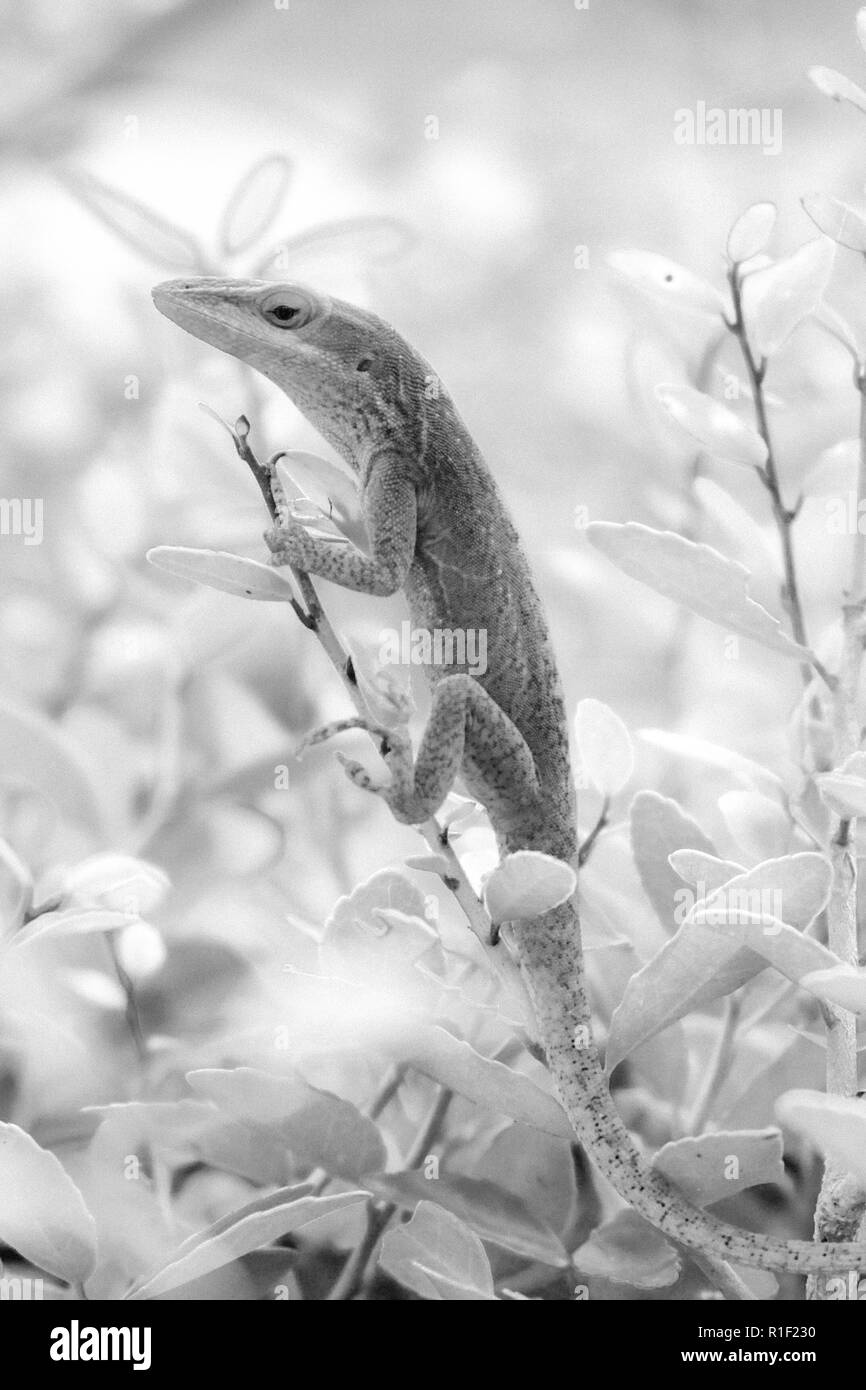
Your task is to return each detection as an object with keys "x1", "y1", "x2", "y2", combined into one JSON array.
[{"x1": 514, "y1": 899, "x2": 866, "y2": 1274}]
